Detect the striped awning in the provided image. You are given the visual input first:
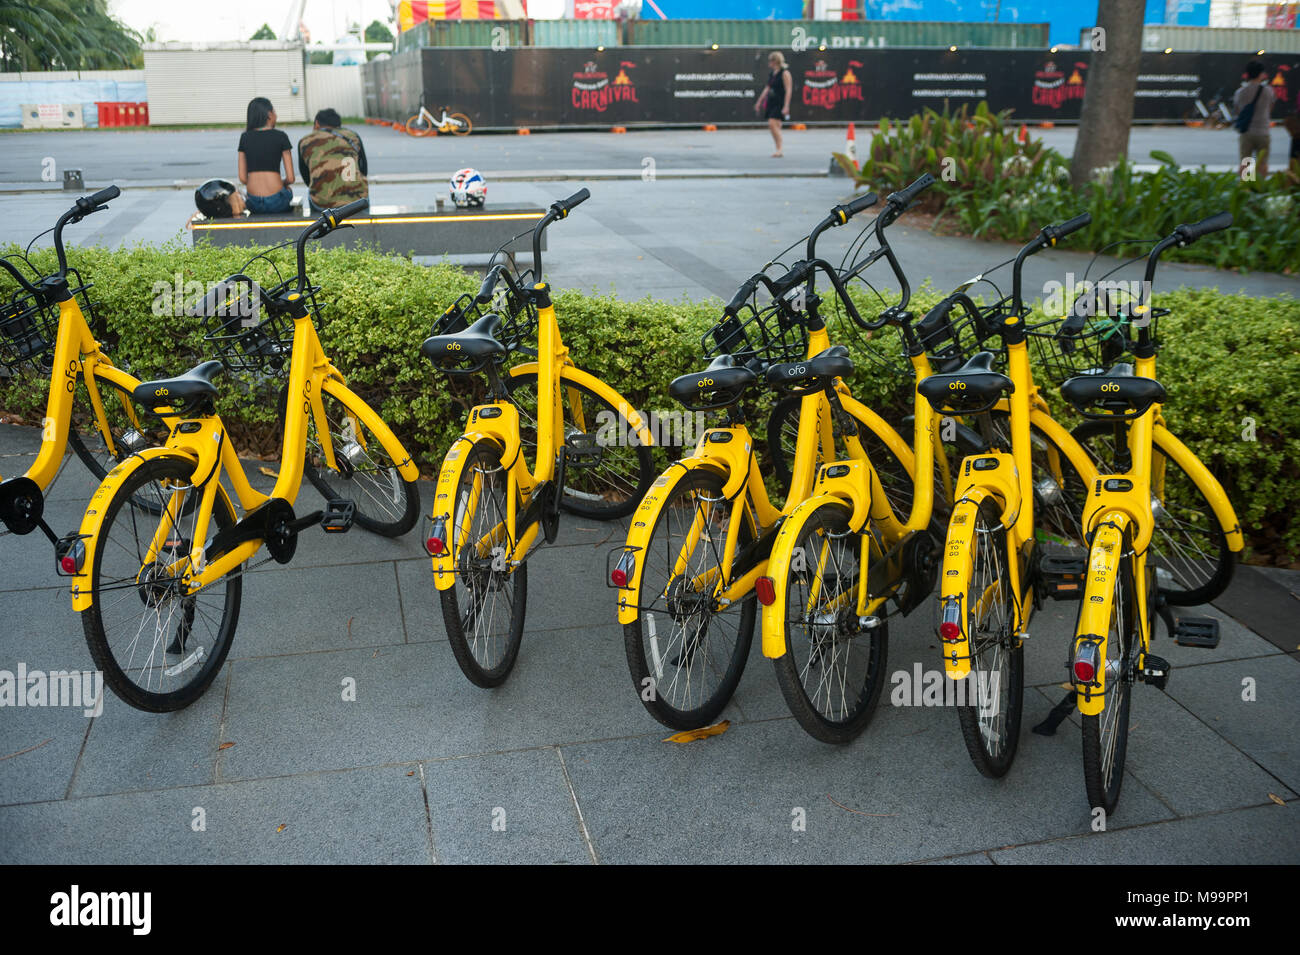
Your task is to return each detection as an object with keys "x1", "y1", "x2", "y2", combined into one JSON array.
[{"x1": 398, "y1": 1, "x2": 501, "y2": 31}]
